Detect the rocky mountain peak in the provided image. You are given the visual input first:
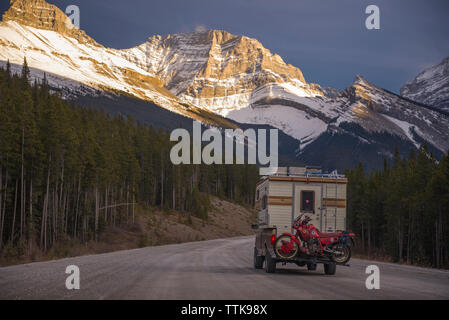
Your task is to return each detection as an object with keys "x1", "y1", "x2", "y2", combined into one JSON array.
[
  {"x1": 206, "y1": 29, "x2": 236, "y2": 44},
  {"x1": 400, "y1": 56, "x2": 449, "y2": 112},
  {"x1": 2, "y1": 0, "x2": 99, "y2": 46},
  {"x1": 343, "y1": 74, "x2": 377, "y2": 103},
  {"x1": 354, "y1": 74, "x2": 365, "y2": 82},
  {"x1": 123, "y1": 28, "x2": 312, "y2": 115},
  {"x1": 353, "y1": 74, "x2": 373, "y2": 86}
]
